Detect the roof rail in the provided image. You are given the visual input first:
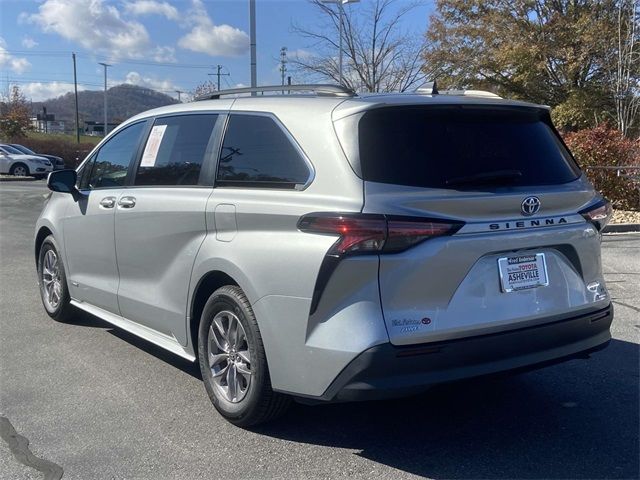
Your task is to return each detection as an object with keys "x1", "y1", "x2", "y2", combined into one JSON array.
[
  {"x1": 194, "y1": 84, "x2": 356, "y2": 101},
  {"x1": 440, "y1": 89, "x2": 502, "y2": 99}
]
